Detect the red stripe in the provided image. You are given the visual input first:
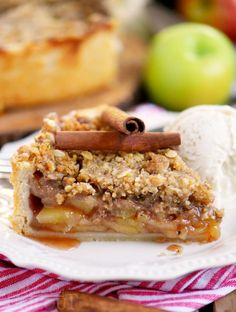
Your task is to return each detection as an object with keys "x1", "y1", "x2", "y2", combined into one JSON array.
[
  {"x1": 96, "y1": 284, "x2": 126, "y2": 296},
  {"x1": 171, "y1": 271, "x2": 202, "y2": 293},
  {"x1": 206, "y1": 267, "x2": 229, "y2": 289},
  {"x1": 70, "y1": 283, "x2": 95, "y2": 294},
  {"x1": 99, "y1": 284, "x2": 132, "y2": 296},
  {"x1": 213, "y1": 266, "x2": 236, "y2": 288},
  {"x1": 139, "y1": 282, "x2": 153, "y2": 288},
  {"x1": 70, "y1": 283, "x2": 91, "y2": 292},
  {"x1": 0, "y1": 255, "x2": 9, "y2": 262},
  {"x1": 0, "y1": 268, "x2": 22, "y2": 277},
  {"x1": 0, "y1": 280, "x2": 65, "y2": 309},
  {"x1": 139, "y1": 281, "x2": 165, "y2": 290},
  {"x1": 0, "y1": 270, "x2": 23, "y2": 284},
  {"x1": 0, "y1": 271, "x2": 35, "y2": 289},
  {"x1": 0, "y1": 261, "x2": 19, "y2": 270},
  {"x1": 81, "y1": 282, "x2": 120, "y2": 294},
  {"x1": 2, "y1": 296, "x2": 56, "y2": 312},
  {"x1": 151, "y1": 281, "x2": 165, "y2": 290},
  {"x1": 32, "y1": 268, "x2": 59, "y2": 279},
  {"x1": 0, "y1": 276, "x2": 50, "y2": 299},
  {"x1": 0, "y1": 281, "x2": 59, "y2": 308},
  {"x1": 16, "y1": 282, "x2": 76, "y2": 311},
  {"x1": 187, "y1": 269, "x2": 209, "y2": 290},
  {"x1": 224, "y1": 280, "x2": 236, "y2": 287}
]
